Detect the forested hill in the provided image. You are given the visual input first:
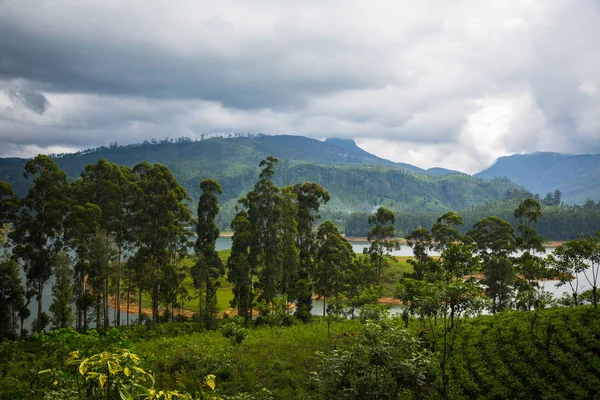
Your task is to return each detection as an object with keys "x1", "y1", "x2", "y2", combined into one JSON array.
[
  {"x1": 475, "y1": 152, "x2": 600, "y2": 204},
  {"x1": 0, "y1": 134, "x2": 523, "y2": 227}
]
